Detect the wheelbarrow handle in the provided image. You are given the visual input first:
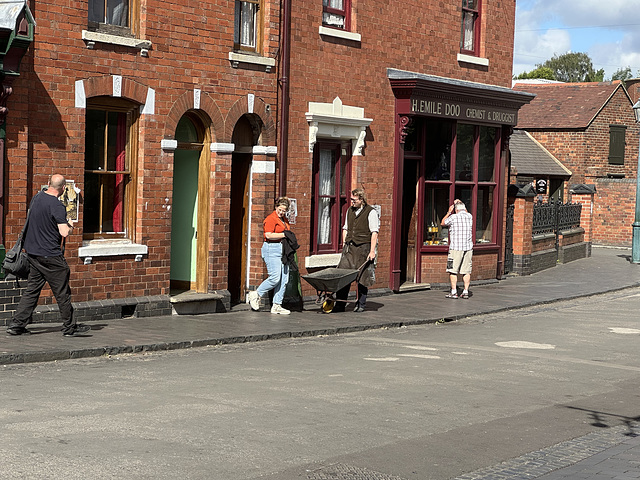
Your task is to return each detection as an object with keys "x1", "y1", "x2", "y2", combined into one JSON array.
[{"x1": 355, "y1": 258, "x2": 372, "y2": 284}]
